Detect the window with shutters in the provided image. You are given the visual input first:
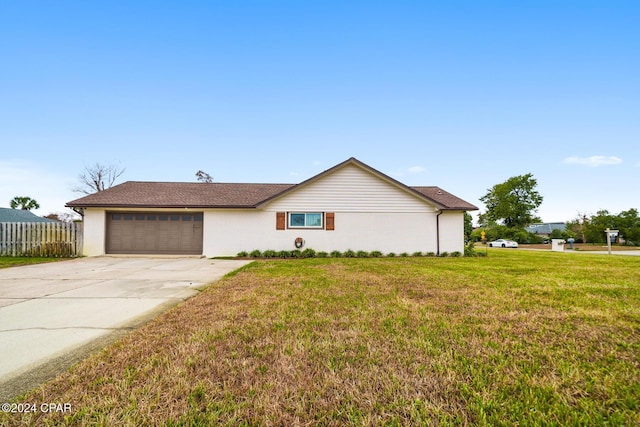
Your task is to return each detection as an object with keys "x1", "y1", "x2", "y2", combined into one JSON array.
[
  {"x1": 276, "y1": 212, "x2": 335, "y2": 230},
  {"x1": 289, "y1": 212, "x2": 323, "y2": 229}
]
